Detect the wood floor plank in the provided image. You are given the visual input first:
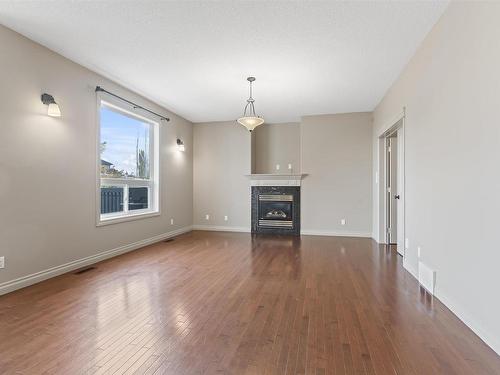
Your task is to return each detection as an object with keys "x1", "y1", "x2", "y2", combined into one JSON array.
[{"x1": 0, "y1": 231, "x2": 498, "y2": 374}]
